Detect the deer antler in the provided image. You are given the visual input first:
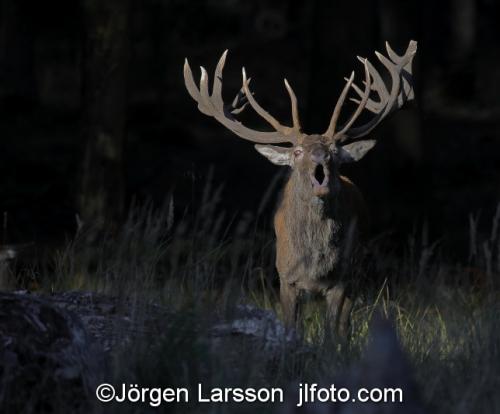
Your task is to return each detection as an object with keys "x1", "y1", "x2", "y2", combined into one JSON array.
[
  {"x1": 184, "y1": 50, "x2": 302, "y2": 145},
  {"x1": 324, "y1": 40, "x2": 417, "y2": 142}
]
